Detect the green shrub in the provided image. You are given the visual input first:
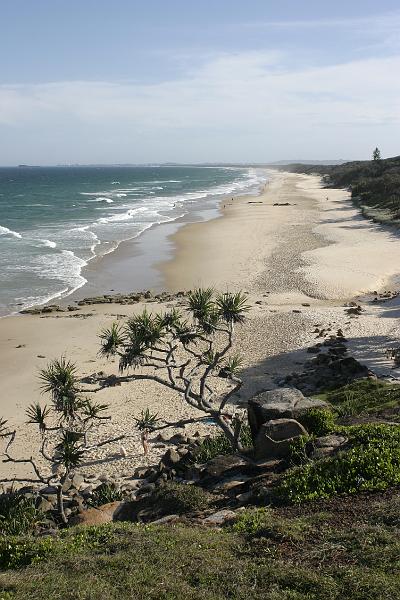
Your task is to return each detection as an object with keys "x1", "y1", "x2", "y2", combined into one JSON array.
[
  {"x1": 287, "y1": 435, "x2": 312, "y2": 466},
  {"x1": 0, "y1": 537, "x2": 55, "y2": 570},
  {"x1": 155, "y1": 482, "x2": 211, "y2": 514},
  {"x1": 233, "y1": 507, "x2": 309, "y2": 541},
  {"x1": 233, "y1": 508, "x2": 271, "y2": 535},
  {"x1": 298, "y1": 408, "x2": 336, "y2": 436},
  {"x1": 276, "y1": 424, "x2": 400, "y2": 504},
  {"x1": 0, "y1": 492, "x2": 41, "y2": 536},
  {"x1": 87, "y1": 483, "x2": 124, "y2": 507},
  {"x1": 195, "y1": 424, "x2": 253, "y2": 463}
]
